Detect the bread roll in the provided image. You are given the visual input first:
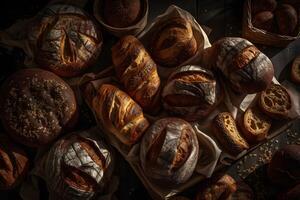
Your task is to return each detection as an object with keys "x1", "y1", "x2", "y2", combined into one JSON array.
[
  {"x1": 0, "y1": 69, "x2": 78, "y2": 147},
  {"x1": 40, "y1": 131, "x2": 114, "y2": 200},
  {"x1": 28, "y1": 4, "x2": 102, "y2": 77},
  {"x1": 291, "y1": 56, "x2": 300, "y2": 84},
  {"x1": 162, "y1": 65, "x2": 223, "y2": 121},
  {"x1": 195, "y1": 174, "x2": 237, "y2": 200},
  {"x1": 252, "y1": 0, "x2": 277, "y2": 14},
  {"x1": 92, "y1": 84, "x2": 149, "y2": 145},
  {"x1": 103, "y1": 0, "x2": 141, "y2": 28},
  {"x1": 0, "y1": 135, "x2": 29, "y2": 190},
  {"x1": 150, "y1": 17, "x2": 197, "y2": 68},
  {"x1": 268, "y1": 145, "x2": 300, "y2": 187},
  {"x1": 140, "y1": 118, "x2": 199, "y2": 185},
  {"x1": 206, "y1": 37, "x2": 274, "y2": 94},
  {"x1": 258, "y1": 83, "x2": 292, "y2": 119},
  {"x1": 112, "y1": 35, "x2": 160, "y2": 112},
  {"x1": 275, "y1": 4, "x2": 298, "y2": 36},
  {"x1": 252, "y1": 11, "x2": 275, "y2": 32},
  {"x1": 241, "y1": 107, "x2": 271, "y2": 144},
  {"x1": 212, "y1": 112, "x2": 249, "y2": 156}
]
